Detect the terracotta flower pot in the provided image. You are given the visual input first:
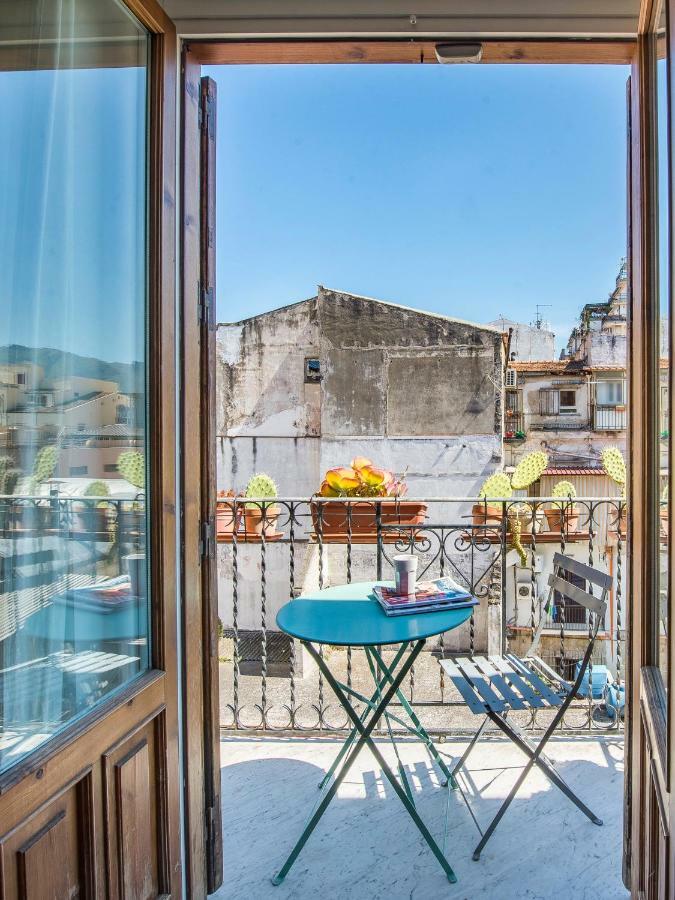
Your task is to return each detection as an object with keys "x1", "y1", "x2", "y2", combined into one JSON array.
[
  {"x1": 75, "y1": 506, "x2": 110, "y2": 536},
  {"x1": 507, "y1": 506, "x2": 538, "y2": 536},
  {"x1": 243, "y1": 505, "x2": 280, "y2": 536},
  {"x1": 216, "y1": 501, "x2": 241, "y2": 536},
  {"x1": 544, "y1": 506, "x2": 580, "y2": 534},
  {"x1": 471, "y1": 503, "x2": 504, "y2": 527},
  {"x1": 311, "y1": 499, "x2": 427, "y2": 537}
]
